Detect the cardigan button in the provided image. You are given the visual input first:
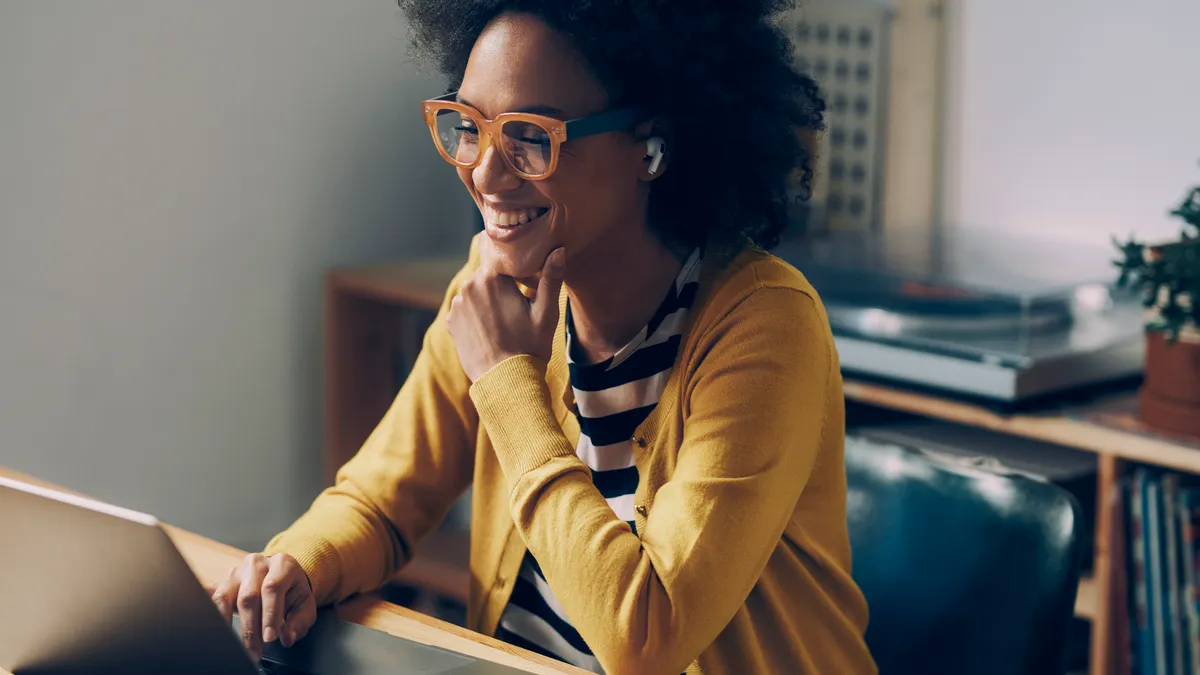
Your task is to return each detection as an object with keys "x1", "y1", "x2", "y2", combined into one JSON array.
[
  {"x1": 635, "y1": 504, "x2": 648, "y2": 517},
  {"x1": 634, "y1": 437, "x2": 647, "y2": 448}
]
